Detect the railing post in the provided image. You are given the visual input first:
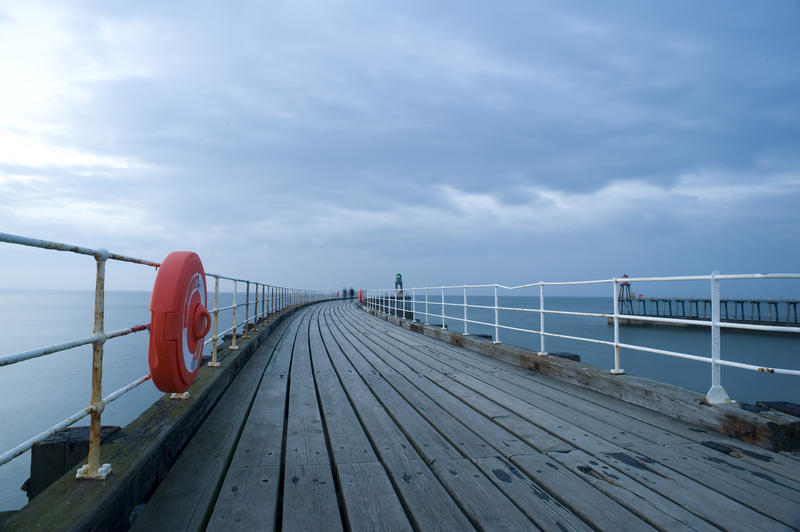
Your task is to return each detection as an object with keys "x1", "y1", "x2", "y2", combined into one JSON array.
[
  {"x1": 539, "y1": 282, "x2": 546, "y2": 355},
  {"x1": 441, "y1": 287, "x2": 446, "y2": 329},
  {"x1": 425, "y1": 288, "x2": 429, "y2": 325},
  {"x1": 254, "y1": 283, "x2": 260, "y2": 331},
  {"x1": 707, "y1": 271, "x2": 730, "y2": 403},
  {"x1": 244, "y1": 281, "x2": 250, "y2": 338},
  {"x1": 77, "y1": 249, "x2": 111, "y2": 480},
  {"x1": 256, "y1": 283, "x2": 261, "y2": 328},
  {"x1": 261, "y1": 284, "x2": 265, "y2": 324},
  {"x1": 412, "y1": 288, "x2": 416, "y2": 321},
  {"x1": 231, "y1": 281, "x2": 239, "y2": 350},
  {"x1": 493, "y1": 284, "x2": 500, "y2": 344},
  {"x1": 610, "y1": 278, "x2": 624, "y2": 374},
  {"x1": 463, "y1": 286, "x2": 468, "y2": 335},
  {"x1": 209, "y1": 275, "x2": 221, "y2": 367}
]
